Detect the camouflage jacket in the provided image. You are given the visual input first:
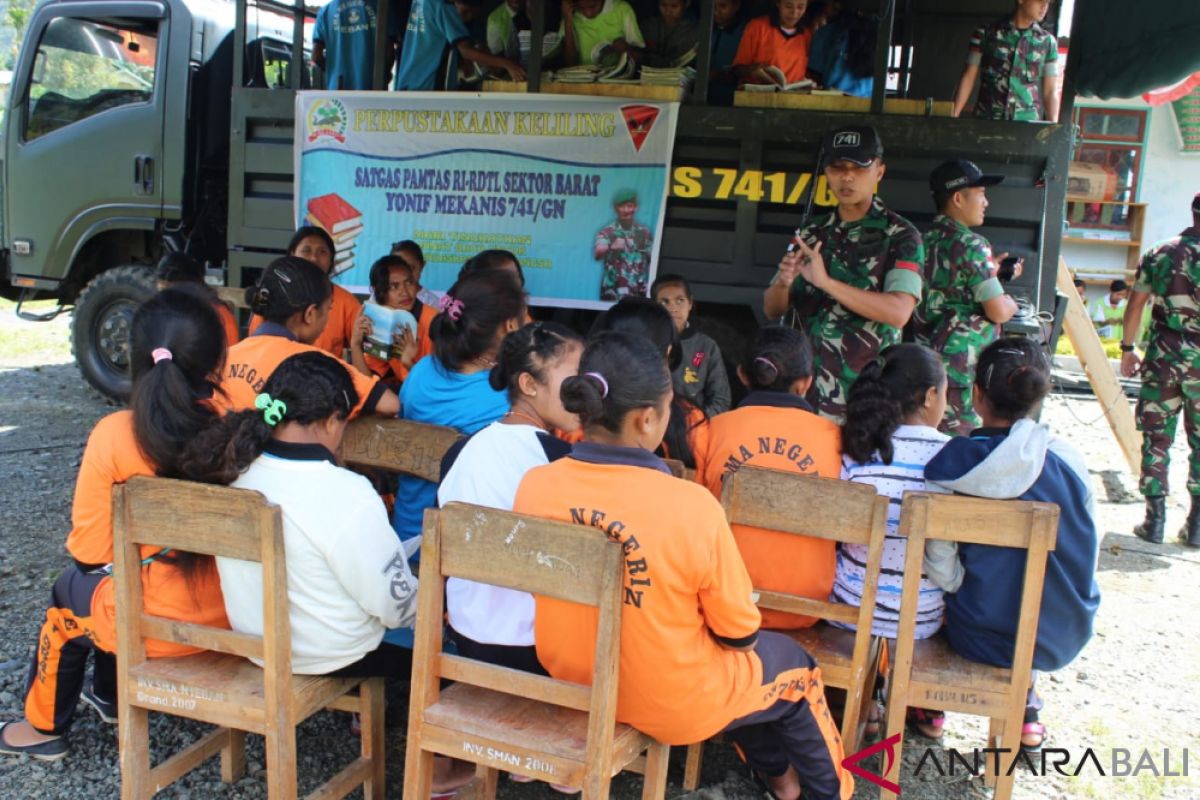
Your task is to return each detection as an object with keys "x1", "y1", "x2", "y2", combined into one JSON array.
[
  {"x1": 1134, "y1": 227, "x2": 1200, "y2": 376},
  {"x1": 913, "y1": 214, "x2": 1006, "y2": 387},
  {"x1": 596, "y1": 219, "x2": 654, "y2": 299},
  {"x1": 969, "y1": 17, "x2": 1059, "y2": 122},
  {"x1": 788, "y1": 196, "x2": 924, "y2": 420}
]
